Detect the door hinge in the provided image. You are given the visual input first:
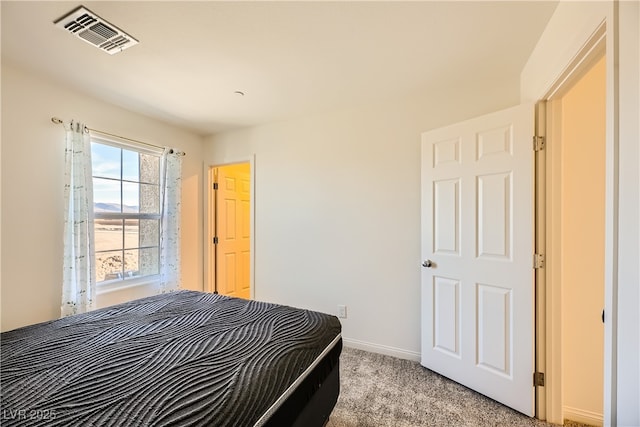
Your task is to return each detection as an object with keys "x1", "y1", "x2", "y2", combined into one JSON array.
[
  {"x1": 534, "y1": 372, "x2": 545, "y2": 387},
  {"x1": 213, "y1": 236, "x2": 219, "y2": 245},
  {"x1": 213, "y1": 182, "x2": 218, "y2": 190},
  {"x1": 533, "y1": 253, "x2": 545, "y2": 269},
  {"x1": 533, "y1": 136, "x2": 545, "y2": 151}
]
